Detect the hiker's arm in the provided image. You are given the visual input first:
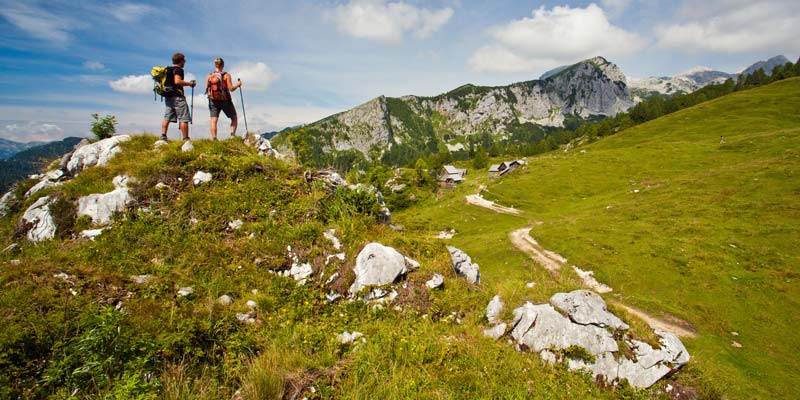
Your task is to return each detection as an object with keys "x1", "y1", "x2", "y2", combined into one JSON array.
[
  {"x1": 174, "y1": 74, "x2": 196, "y2": 87},
  {"x1": 226, "y1": 74, "x2": 241, "y2": 92}
]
